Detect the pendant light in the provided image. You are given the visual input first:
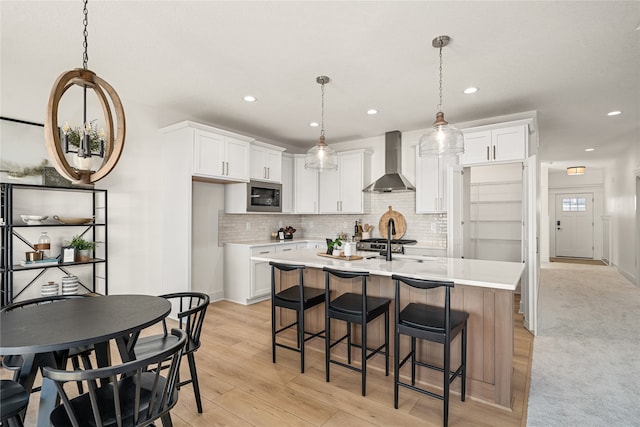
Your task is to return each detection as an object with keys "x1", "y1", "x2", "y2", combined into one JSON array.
[
  {"x1": 418, "y1": 35, "x2": 464, "y2": 157},
  {"x1": 44, "y1": 0, "x2": 126, "y2": 186},
  {"x1": 305, "y1": 76, "x2": 338, "y2": 171}
]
